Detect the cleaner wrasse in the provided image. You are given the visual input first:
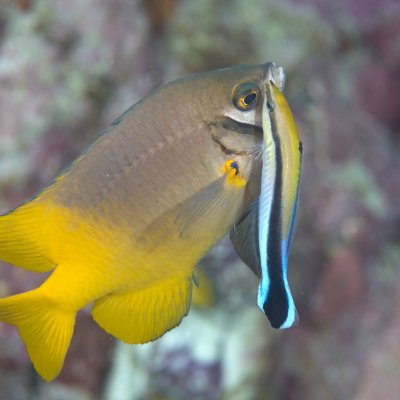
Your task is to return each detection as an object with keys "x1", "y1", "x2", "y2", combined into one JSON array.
[{"x1": 0, "y1": 62, "x2": 302, "y2": 380}]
